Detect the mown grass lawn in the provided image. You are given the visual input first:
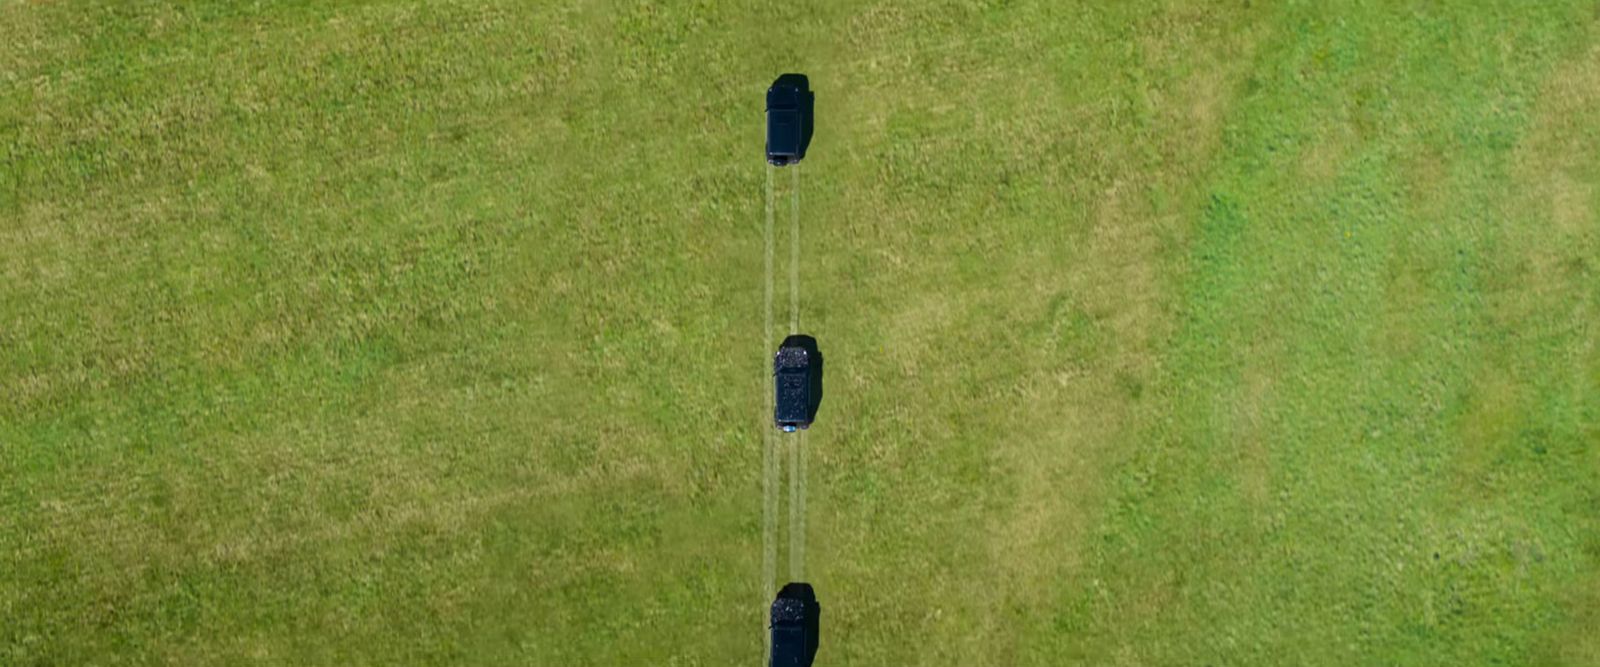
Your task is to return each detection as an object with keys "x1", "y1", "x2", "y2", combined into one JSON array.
[{"x1": 3, "y1": 1, "x2": 1597, "y2": 665}]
